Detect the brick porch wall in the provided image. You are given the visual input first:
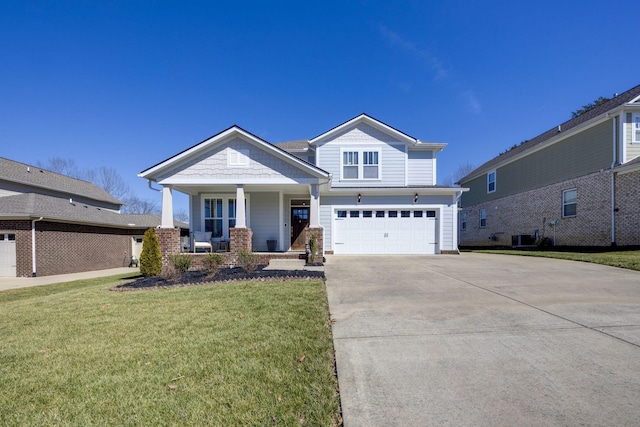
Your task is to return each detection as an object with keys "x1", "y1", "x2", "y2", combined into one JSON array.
[
  {"x1": 459, "y1": 171, "x2": 613, "y2": 247},
  {"x1": 155, "y1": 227, "x2": 181, "y2": 268},
  {"x1": 230, "y1": 228, "x2": 253, "y2": 253},
  {"x1": 304, "y1": 227, "x2": 324, "y2": 259}
]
